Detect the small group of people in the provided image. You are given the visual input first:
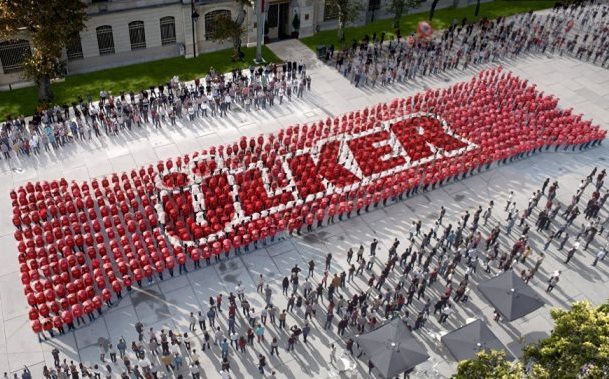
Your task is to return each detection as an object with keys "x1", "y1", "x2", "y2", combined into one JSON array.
[{"x1": 0, "y1": 61, "x2": 312, "y2": 160}]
